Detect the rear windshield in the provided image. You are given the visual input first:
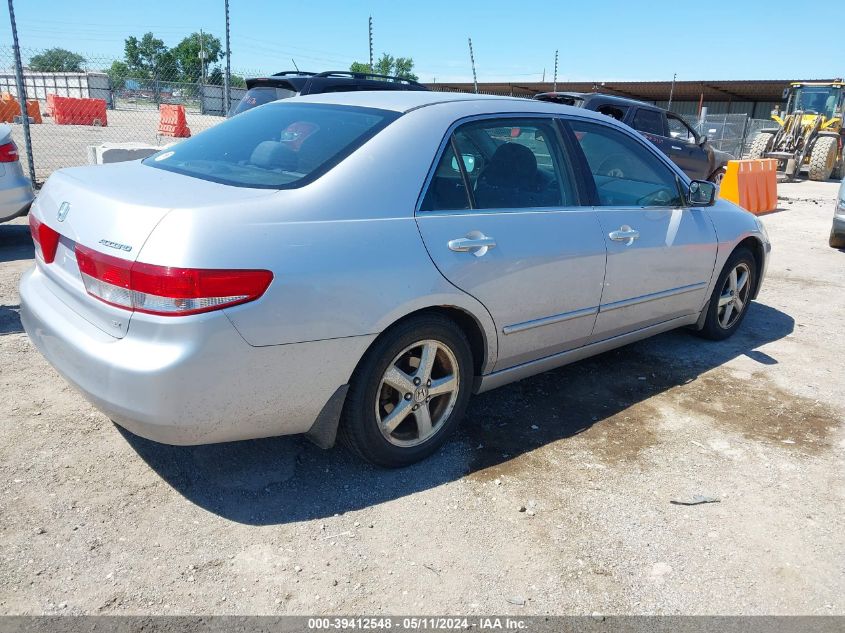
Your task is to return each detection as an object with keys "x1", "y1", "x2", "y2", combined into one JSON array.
[
  {"x1": 229, "y1": 86, "x2": 296, "y2": 116},
  {"x1": 144, "y1": 103, "x2": 400, "y2": 189}
]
